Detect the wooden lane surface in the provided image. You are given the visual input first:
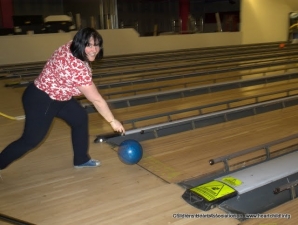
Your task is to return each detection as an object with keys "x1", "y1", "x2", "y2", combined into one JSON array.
[
  {"x1": 88, "y1": 77, "x2": 298, "y2": 135},
  {"x1": 91, "y1": 56, "x2": 297, "y2": 84},
  {"x1": 0, "y1": 85, "x2": 240, "y2": 225},
  {"x1": 1, "y1": 69, "x2": 298, "y2": 225},
  {"x1": 3, "y1": 53, "x2": 297, "y2": 91},
  {"x1": 9, "y1": 63, "x2": 298, "y2": 101},
  {"x1": 134, "y1": 104, "x2": 298, "y2": 184},
  {"x1": 13, "y1": 69, "x2": 290, "y2": 136},
  {"x1": 0, "y1": 56, "x2": 280, "y2": 84},
  {"x1": 90, "y1": 48, "x2": 298, "y2": 75},
  {"x1": 0, "y1": 116, "x2": 296, "y2": 224},
  {"x1": 86, "y1": 78, "x2": 298, "y2": 184},
  {"x1": 0, "y1": 121, "x2": 241, "y2": 225},
  {"x1": 94, "y1": 65, "x2": 298, "y2": 100},
  {"x1": 3, "y1": 76, "x2": 298, "y2": 182},
  {"x1": 89, "y1": 82, "x2": 298, "y2": 224},
  {"x1": 7, "y1": 65, "x2": 297, "y2": 133},
  {"x1": 3, "y1": 55, "x2": 298, "y2": 108},
  {"x1": 8, "y1": 63, "x2": 298, "y2": 112}
]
